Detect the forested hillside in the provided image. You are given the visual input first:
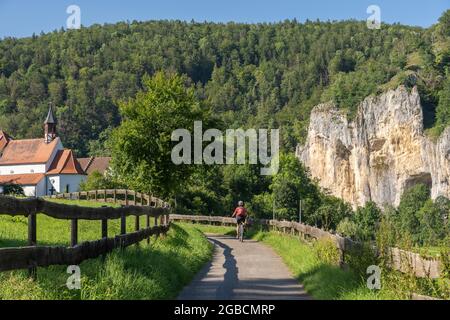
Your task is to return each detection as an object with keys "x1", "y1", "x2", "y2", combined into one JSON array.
[{"x1": 1, "y1": 11, "x2": 449, "y2": 156}]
